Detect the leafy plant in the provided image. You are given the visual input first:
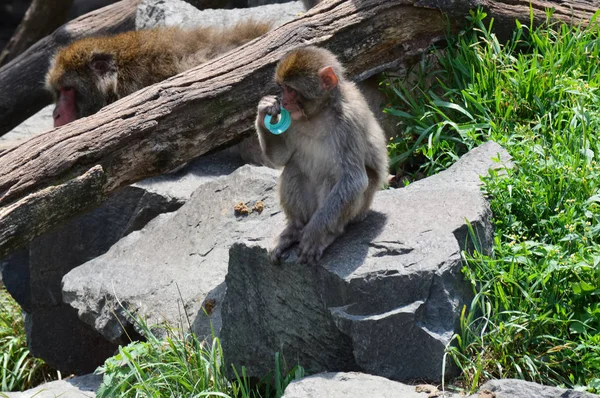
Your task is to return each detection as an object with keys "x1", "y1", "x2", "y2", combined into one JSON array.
[
  {"x1": 0, "y1": 287, "x2": 58, "y2": 392},
  {"x1": 96, "y1": 317, "x2": 304, "y2": 398},
  {"x1": 385, "y1": 7, "x2": 600, "y2": 392}
]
